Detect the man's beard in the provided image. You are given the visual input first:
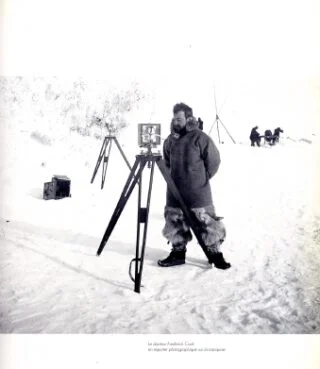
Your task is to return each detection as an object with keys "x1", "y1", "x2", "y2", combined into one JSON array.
[{"x1": 173, "y1": 125, "x2": 186, "y2": 134}]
